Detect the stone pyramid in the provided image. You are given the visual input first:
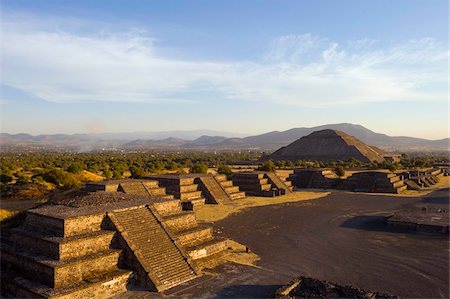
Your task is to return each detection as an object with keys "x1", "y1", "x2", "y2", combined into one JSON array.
[{"x1": 262, "y1": 129, "x2": 386, "y2": 163}]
